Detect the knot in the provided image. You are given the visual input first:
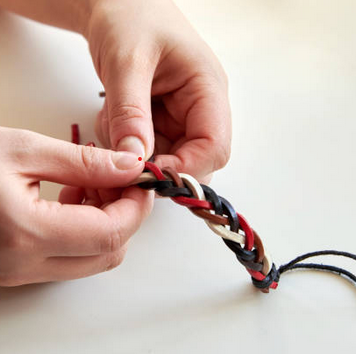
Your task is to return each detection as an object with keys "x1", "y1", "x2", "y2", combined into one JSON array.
[{"x1": 251, "y1": 264, "x2": 279, "y2": 292}]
